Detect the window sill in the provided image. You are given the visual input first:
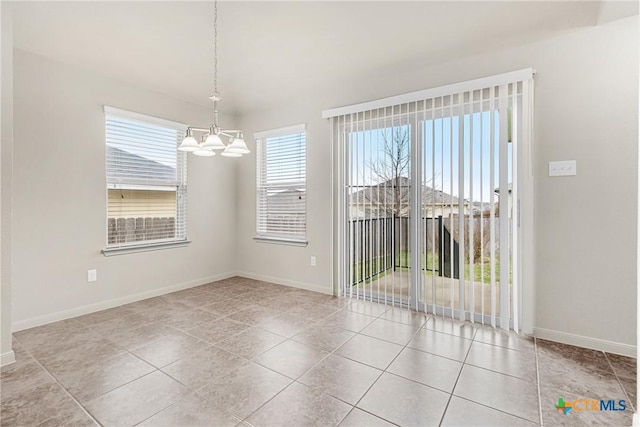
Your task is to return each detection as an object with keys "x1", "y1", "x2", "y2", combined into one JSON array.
[
  {"x1": 102, "y1": 240, "x2": 191, "y2": 256},
  {"x1": 254, "y1": 236, "x2": 308, "y2": 247}
]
